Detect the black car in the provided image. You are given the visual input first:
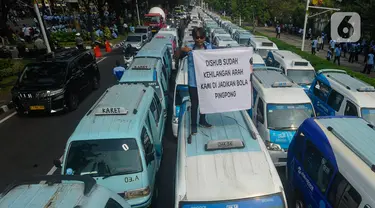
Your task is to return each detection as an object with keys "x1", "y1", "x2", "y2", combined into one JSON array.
[{"x1": 11, "y1": 48, "x2": 101, "y2": 115}]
